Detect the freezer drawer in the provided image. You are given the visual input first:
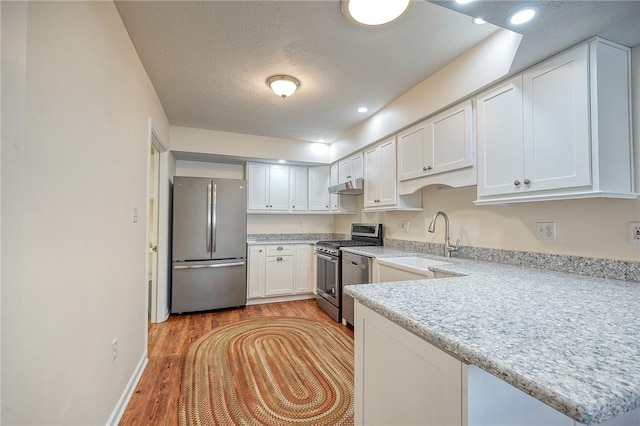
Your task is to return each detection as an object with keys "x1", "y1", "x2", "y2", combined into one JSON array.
[{"x1": 171, "y1": 259, "x2": 247, "y2": 313}]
